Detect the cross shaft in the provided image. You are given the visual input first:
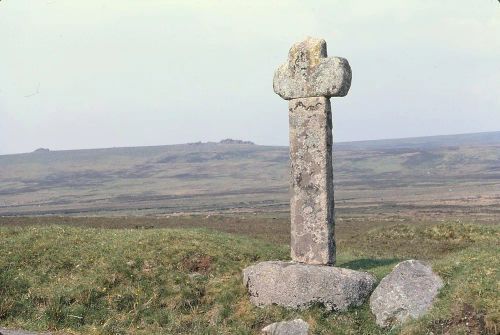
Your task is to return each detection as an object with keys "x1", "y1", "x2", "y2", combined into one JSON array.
[{"x1": 273, "y1": 37, "x2": 351, "y2": 265}]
